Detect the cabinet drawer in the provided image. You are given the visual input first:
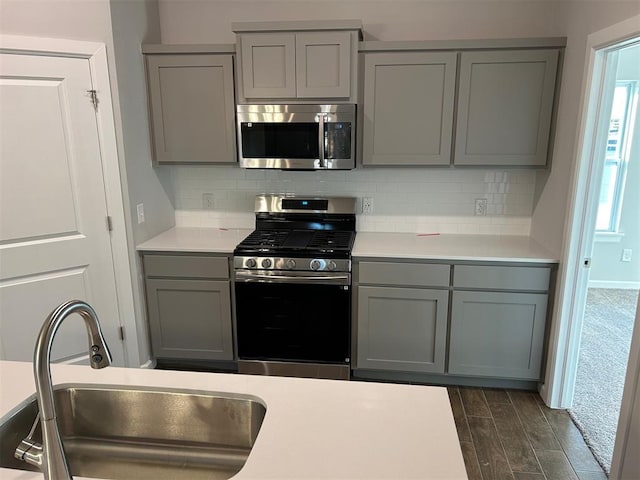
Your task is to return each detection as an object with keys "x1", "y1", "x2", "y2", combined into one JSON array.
[
  {"x1": 143, "y1": 255, "x2": 229, "y2": 279},
  {"x1": 358, "y1": 262, "x2": 450, "y2": 287},
  {"x1": 453, "y1": 265, "x2": 550, "y2": 291}
]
